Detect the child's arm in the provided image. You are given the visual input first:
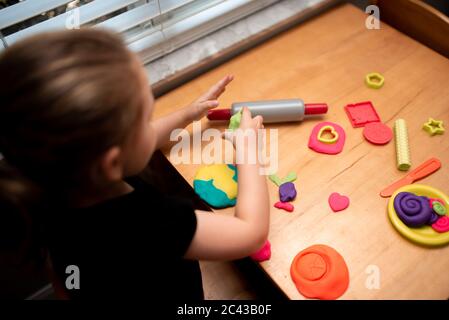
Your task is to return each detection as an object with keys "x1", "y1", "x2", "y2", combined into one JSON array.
[
  {"x1": 152, "y1": 75, "x2": 233, "y2": 149},
  {"x1": 185, "y1": 108, "x2": 270, "y2": 260}
]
